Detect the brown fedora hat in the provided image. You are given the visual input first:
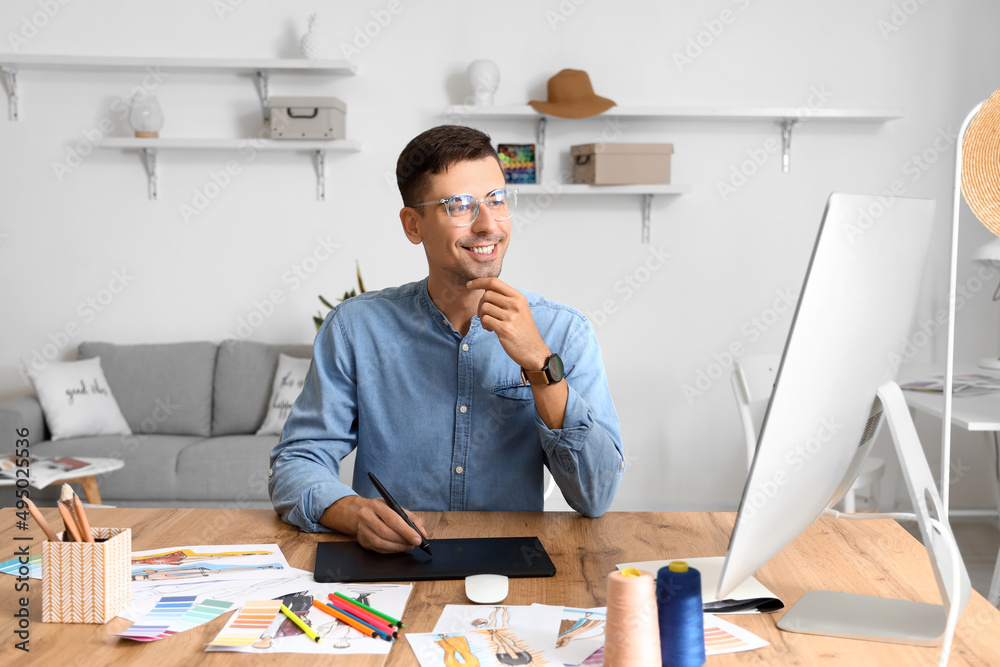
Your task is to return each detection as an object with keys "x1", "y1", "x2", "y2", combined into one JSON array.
[
  {"x1": 963, "y1": 85, "x2": 1000, "y2": 235},
  {"x1": 528, "y1": 69, "x2": 616, "y2": 119}
]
